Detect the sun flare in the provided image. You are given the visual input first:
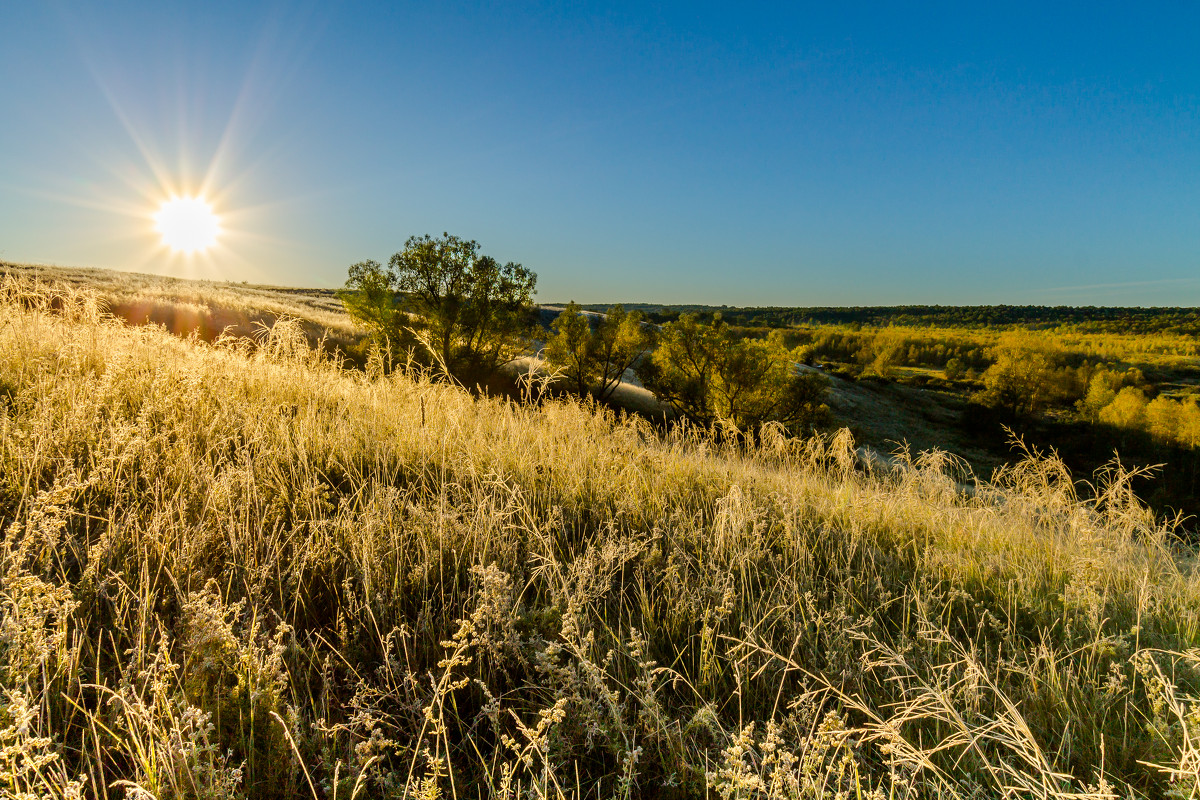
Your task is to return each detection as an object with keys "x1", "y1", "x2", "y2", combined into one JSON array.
[{"x1": 154, "y1": 196, "x2": 220, "y2": 253}]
